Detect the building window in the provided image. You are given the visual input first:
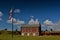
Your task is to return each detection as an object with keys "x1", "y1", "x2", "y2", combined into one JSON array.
[
  {"x1": 21, "y1": 33, "x2": 24, "y2": 36},
  {"x1": 27, "y1": 33, "x2": 30, "y2": 36},
  {"x1": 36, "y1": 33, "x2": 39, "y2": 36},
  {"x1": 33, "y1": 33, "x2": 35, "y2": 36}
]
